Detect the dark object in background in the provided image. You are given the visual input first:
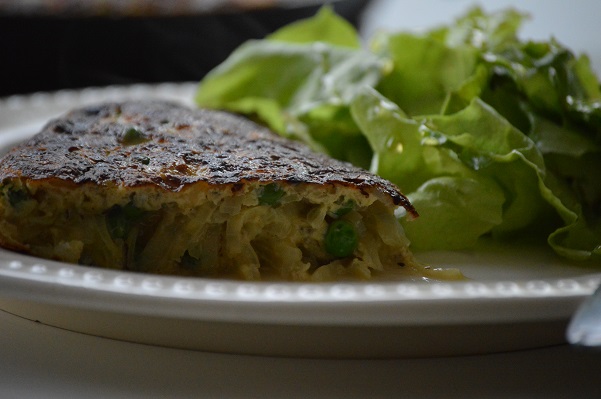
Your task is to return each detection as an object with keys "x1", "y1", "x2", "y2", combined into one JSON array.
[{"x1": 0, "y1": 0, "x2": 370, "y2": 97}]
